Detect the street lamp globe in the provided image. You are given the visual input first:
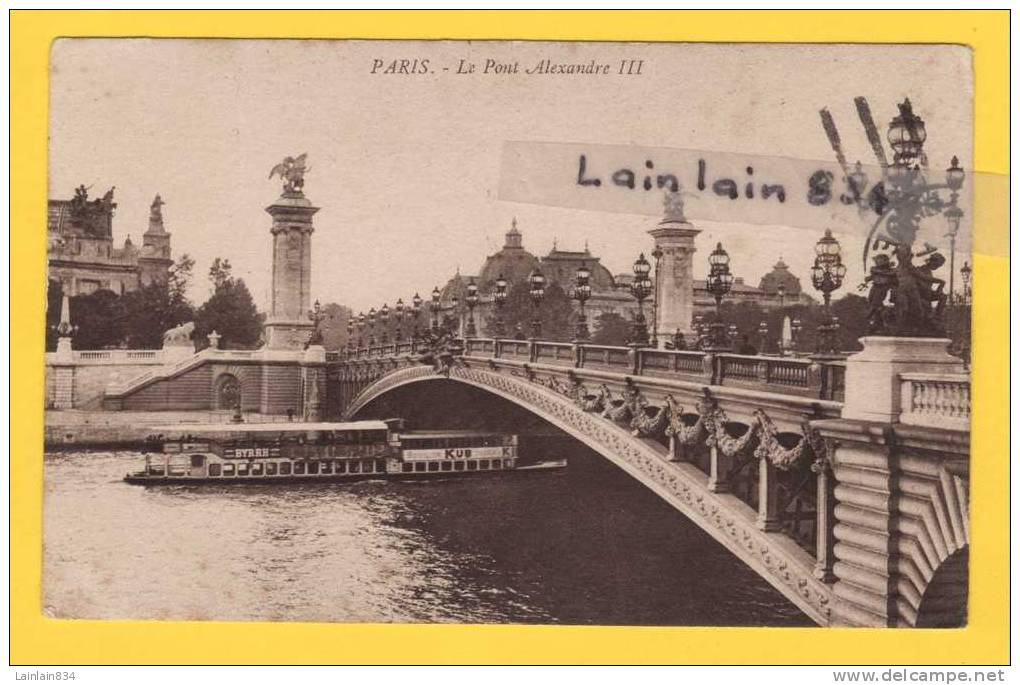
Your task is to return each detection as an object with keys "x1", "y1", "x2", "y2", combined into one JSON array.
[
  {"x1": 576, "y1": 262, "x2": 591, "y2": 285},
  {"x1": 633, "y1": 252, "x2": 651, "y2": 279},
  {"x1": 708, "y1": 242, "x2": 730, "y2": 270},
  {"x1": 887, "y1": 98, "x2": 927, "y2": 165},
  {"x1": 945, "y1": 155, "x2": 966, "y2": 191},
  {"x1": 814, "y1": 228, "x2": 841, "y2": 263},
  {"x1": 849, "y1": 161, "x2": 868, "y2": 198},
  {"x1": 529, "y1": 268, "x2": 546, "y2": 303}
]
